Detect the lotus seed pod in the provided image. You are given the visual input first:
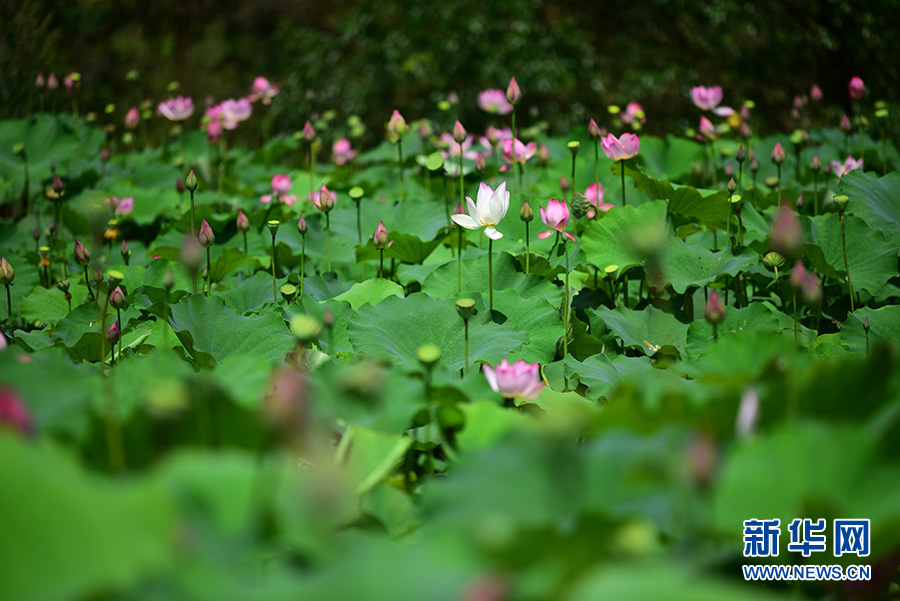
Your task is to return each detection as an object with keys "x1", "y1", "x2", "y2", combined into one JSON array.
[
  {"x1": 832, "y1": 194, "x2": 849, "y2": 212},
  {"x1": 280, "y1": 283, "x2": 298, "y2": 303},
  {"x1": 107, "y1": 270, "x2": 124, "y2": 289},
  {"x1": 417, "y1": 344, "x2": 441, "y2": 368},
  {"x1": 763, "y1": 252, "x2": 785, "y2": 269},
  {"x1": 290, "y1": 314, "x2": 322, "y2": 342},
  {"x1": 455, "y1": 298, "x2": 476, "y2": 321},
  {"x1": 571, "y1": 193, "x2": 590, "y2": 219}
]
